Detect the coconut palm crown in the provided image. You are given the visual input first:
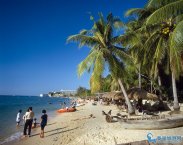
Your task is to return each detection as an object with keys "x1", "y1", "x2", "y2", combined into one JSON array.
[{"x1": 67, "y1": 13, "x2": 135, "y2": 114}]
